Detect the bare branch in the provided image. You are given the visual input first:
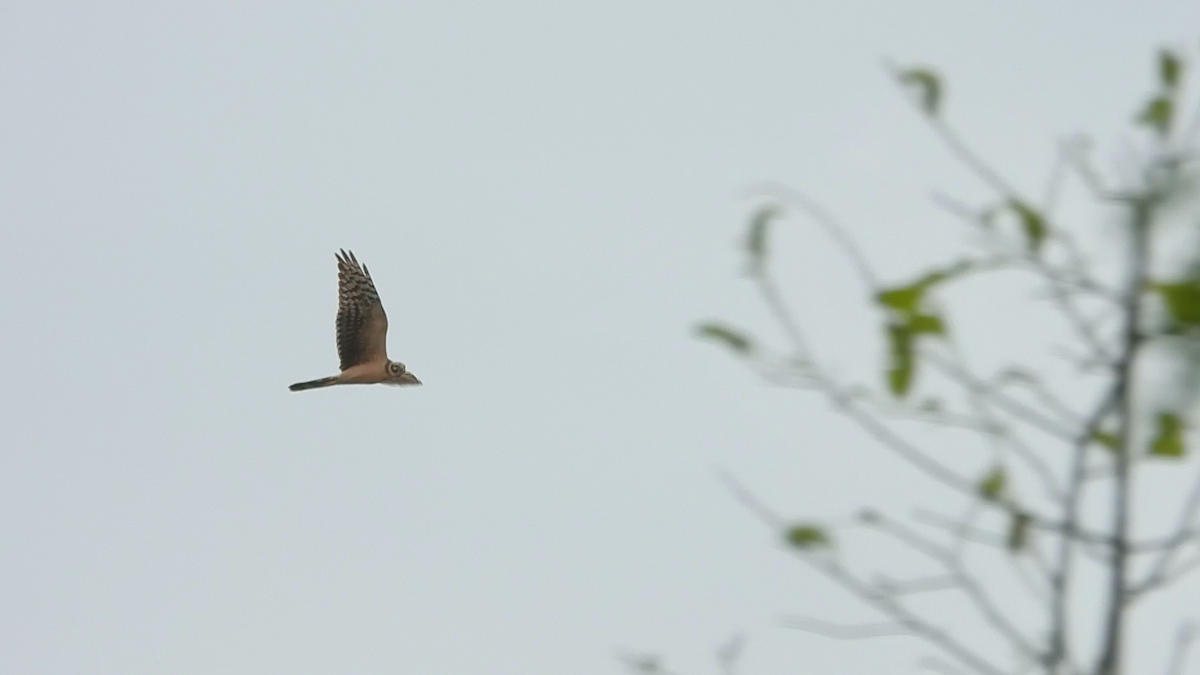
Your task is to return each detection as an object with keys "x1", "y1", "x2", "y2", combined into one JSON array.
[
  {"x1": 872, "y1": 514, "x2": 1044, "y2": 662},
  {"x1": 1165, "y1": 621, "x2": 1198, "y2": 675},
  {"x1": 781, "y1": 616, "x2": 911, "y2": 640},
  {"x1": 745, "y1": 181, "x2": 881, "y2": 291},
  {"x1": 1062, "y1": 136, "x2": 1118, "y2": 201},
  {"x1": 721, "y1": 470, "x2": 1009, "y2": 675},
  {"x1": 1134, "y1": 551, "x2": 1200, "y2": 598},
  {"x1": 752, "y1": 269, "x2": 995, "y2": 502},
  {"x1": 988, "y1": 368, "x2": 1085, "y2": 427},
  {"x1": 919, "y1": 656, "x2": 971, "y2": 675},
  {"x1": 1041, "y1": 140, "x2": 1070, "y2": 218},
  {"x1": 1134, "y1": 461, "x2": 1200, "y2": 597},
  {"x1": 617, "y1": 651, "x2": 685, "y2": 675},
  {"x1": 874, "y1": 574, "x2": 960, "y2": 596},
  {"x1": 923, "y1": 350, "x2": 1080, "y2": 441},
  {"x1": 718, "y1": 470, "x2": 787, "y2": 530},
  {"x1": 802, "y1": 555, "x2": 1010, "y2": 675},
  {"x1": 1095, "y1": 196, "x2": 1156, "y2": 675},
  {"x1": 929, "y1": 190, "x2": 1119, "y2": 366},
  {"x1": 910, "y1": 509, "x2": 1007, "y2": 550},
  {"x1": 717, "y1": 633, "x2": 744, "y2": 675}
]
